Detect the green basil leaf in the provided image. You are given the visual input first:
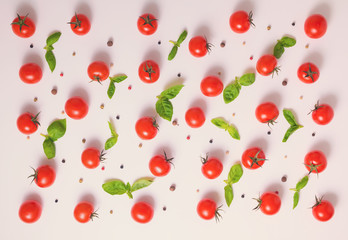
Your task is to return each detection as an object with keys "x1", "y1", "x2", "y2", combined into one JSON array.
[
  {"x1": 126, "y1": 182, "x2": 131, "y2": 191},
  {"x1": 227, "y1": 125, "x2": 240, "y2": 140},
  {"x1": 280, "y1": 36, "x2": 296, "y2": 47},
  {"x1": 43, "y1": 138, "x2": 55, "y2": 159},
  {"x1": 224, "y1": 185, "x2": 234, "y2": 207},
  {"x1": 273, "y1": 42, "x2": 285, "y2": 59},
  {"x1": 159, "y1": 85, "x2": 184, "y2": 99},
  {"x1": 47, "y1": 119, "x2": 66, "y2": 141},
  {"x1": 168, "y1": 46, "x2": 178, "y2": 61},
  {"x1": 46, "y1": 32, "x2": 61, "y2": 46},
  {"x1": 102, "y1": 180, "x2": 127, "y2": 195},
  {"x1": 293, "y1": 191, "x2": 300, "y2": 209},
  {"x1": 109, "y1": 75, "x2": 127, "y2": 83},
  {"x1": 105, "y1": 136, "x2": 117, "y2": 150},
  {"x1": 131, "y1": 178, "x2": 154, "y2": 192},
  {"x1": 45, "y1": 51, "x2": 56, "y2": 72},
  {"x1": 223, "y1": 81, "x2": 241, "y2": 104},
  {"x1": 296, "y1": 175, "x2": 309, "y2": 191},
  {"x1": 156, "y1": 98, "x2": 173, "y2": 121},
  {"x1": 108, "y1": 121, "x2": 117, "y2": 137},
  {"x1": 177, "y1": 30, "x2": 188, "y2": 44},
  {"x1": 228, "y1": 163, "x2": 243, "y2": 184},
  {"x1": 126, "y1": 191, "x2": 133, "y2": 199},
  {"x1": 211, "y1": 118, "x2": 229, "y2": 130},
  {"x1": 283, "y1": 109, "x2": 298, "y2": 126},
  {"x1": 107, "y1": 81, "x2": 116, "y2": 99},
  {"x1": 238, "y1": 73, "x2": 255, "y2": 86},
  {"x1": 282, "y1": 125, "x2": 303, "y2": 142}
]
